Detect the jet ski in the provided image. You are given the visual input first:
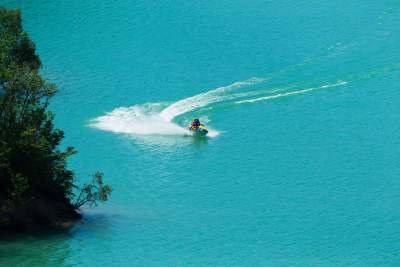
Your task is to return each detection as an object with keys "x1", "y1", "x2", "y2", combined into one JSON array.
[
  {"x1": 188, "y1": 118, "x2": 208, "y2": 136},
  {"x1": 191, "y1": 124, "x2": 209, "y2": 136}
]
